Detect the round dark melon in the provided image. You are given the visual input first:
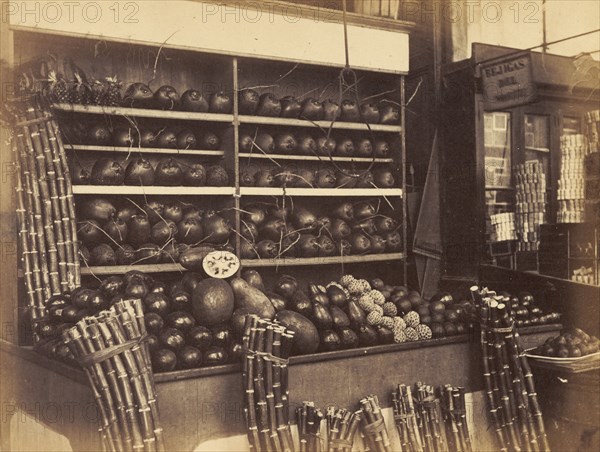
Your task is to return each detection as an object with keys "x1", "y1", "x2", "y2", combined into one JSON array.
[
  {"x1": 274, "y1": 310, "x2": 319, "y2": 356},
  {"x1": 192, "y1": 278, "x2": 234, "y2": 326}
]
